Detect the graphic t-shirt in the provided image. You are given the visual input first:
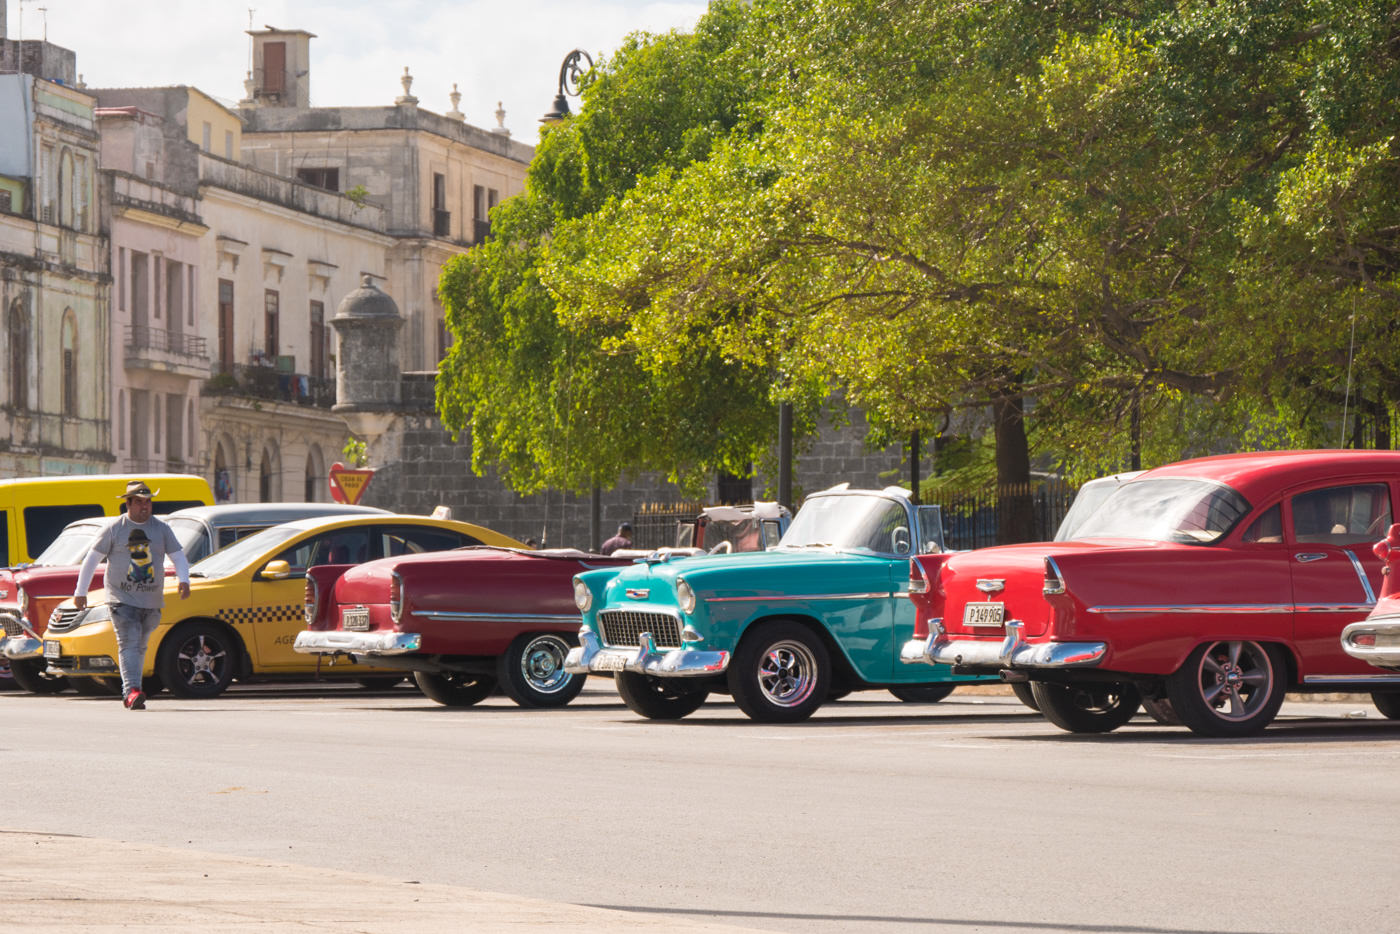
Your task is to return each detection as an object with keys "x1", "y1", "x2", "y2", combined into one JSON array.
[{"x1": 90, "y1": 514, "x2": 182, "y2": 609}]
